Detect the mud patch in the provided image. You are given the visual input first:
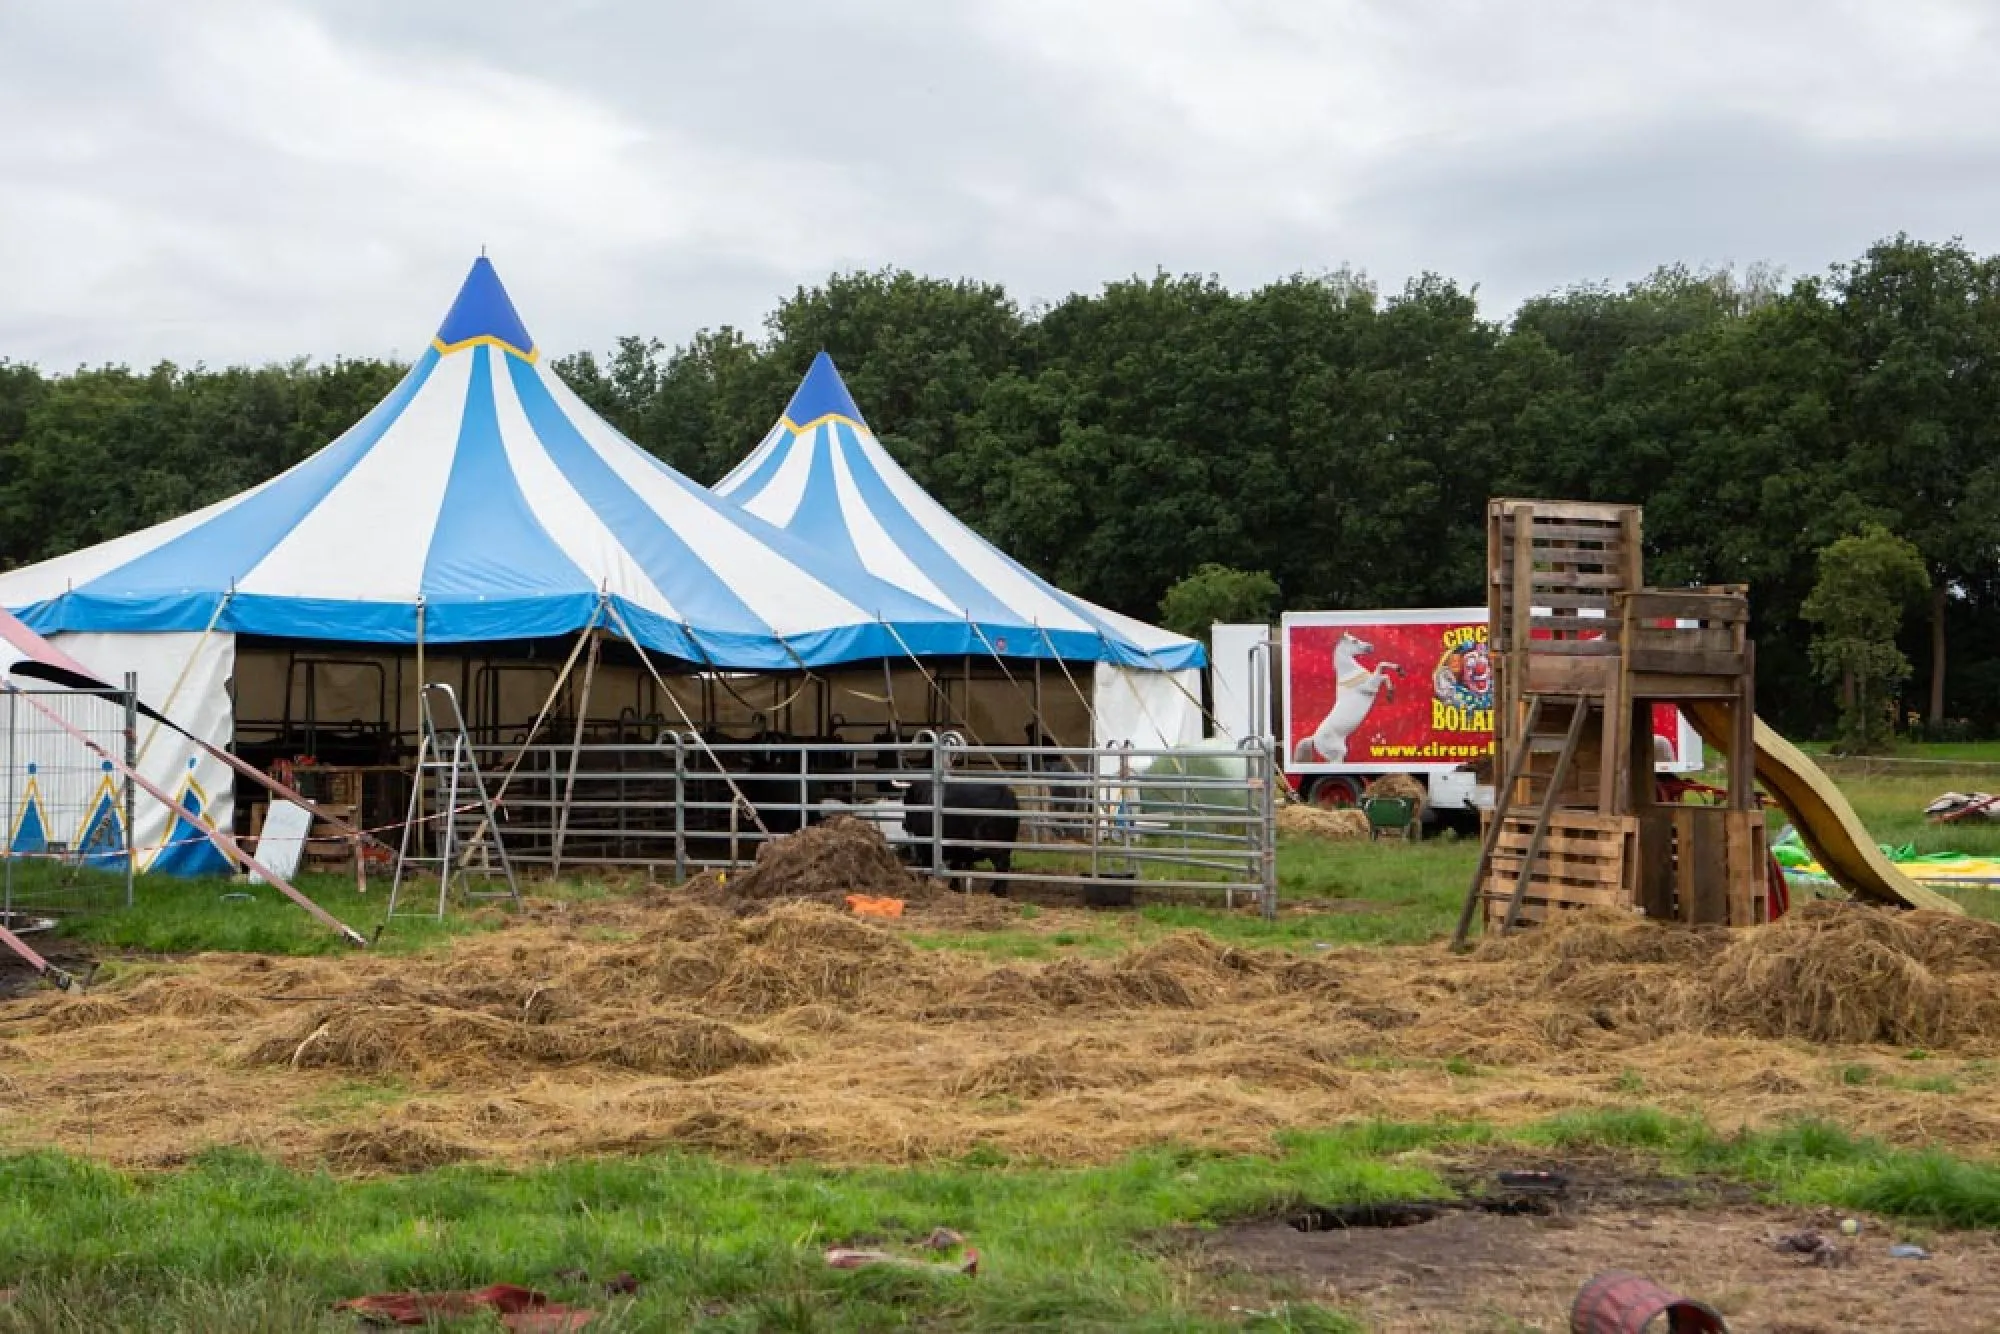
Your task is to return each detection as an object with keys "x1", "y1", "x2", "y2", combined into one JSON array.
[{"x1": 1198, "y1": 1154, "x2": 2000, "y2": 1333}]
